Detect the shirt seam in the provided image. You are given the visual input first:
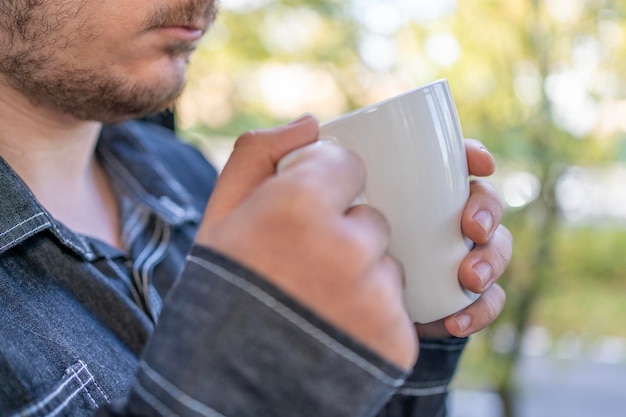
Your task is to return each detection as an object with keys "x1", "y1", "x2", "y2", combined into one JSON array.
[
  {"x1": 98, "y1": 130, "x2": 198, "y2": 224},
  {"x1": 0, "y1": 222, "x2": 50, "y2": 253},
  {"x1": 13, "y1": 362, "x2": 91, "y2": 417},
  {"x1": 132, "y1": 383, "x2": 181, "y2": 417},
  {"x1": 138, "y1": 362, "x2": 227, "y2": 417},
  {"x1": 187, "y1": 255, "x2": 405, "y2": 387},
  {"x1": 0, "y1": 213, "x2": 46, "y2": 238},
  {"x1": 419, "y1": 342, "x2": 466, "y2": 351},
  {"x1": 394, "y1": 385, "x2": 448, "y2": 397}
]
